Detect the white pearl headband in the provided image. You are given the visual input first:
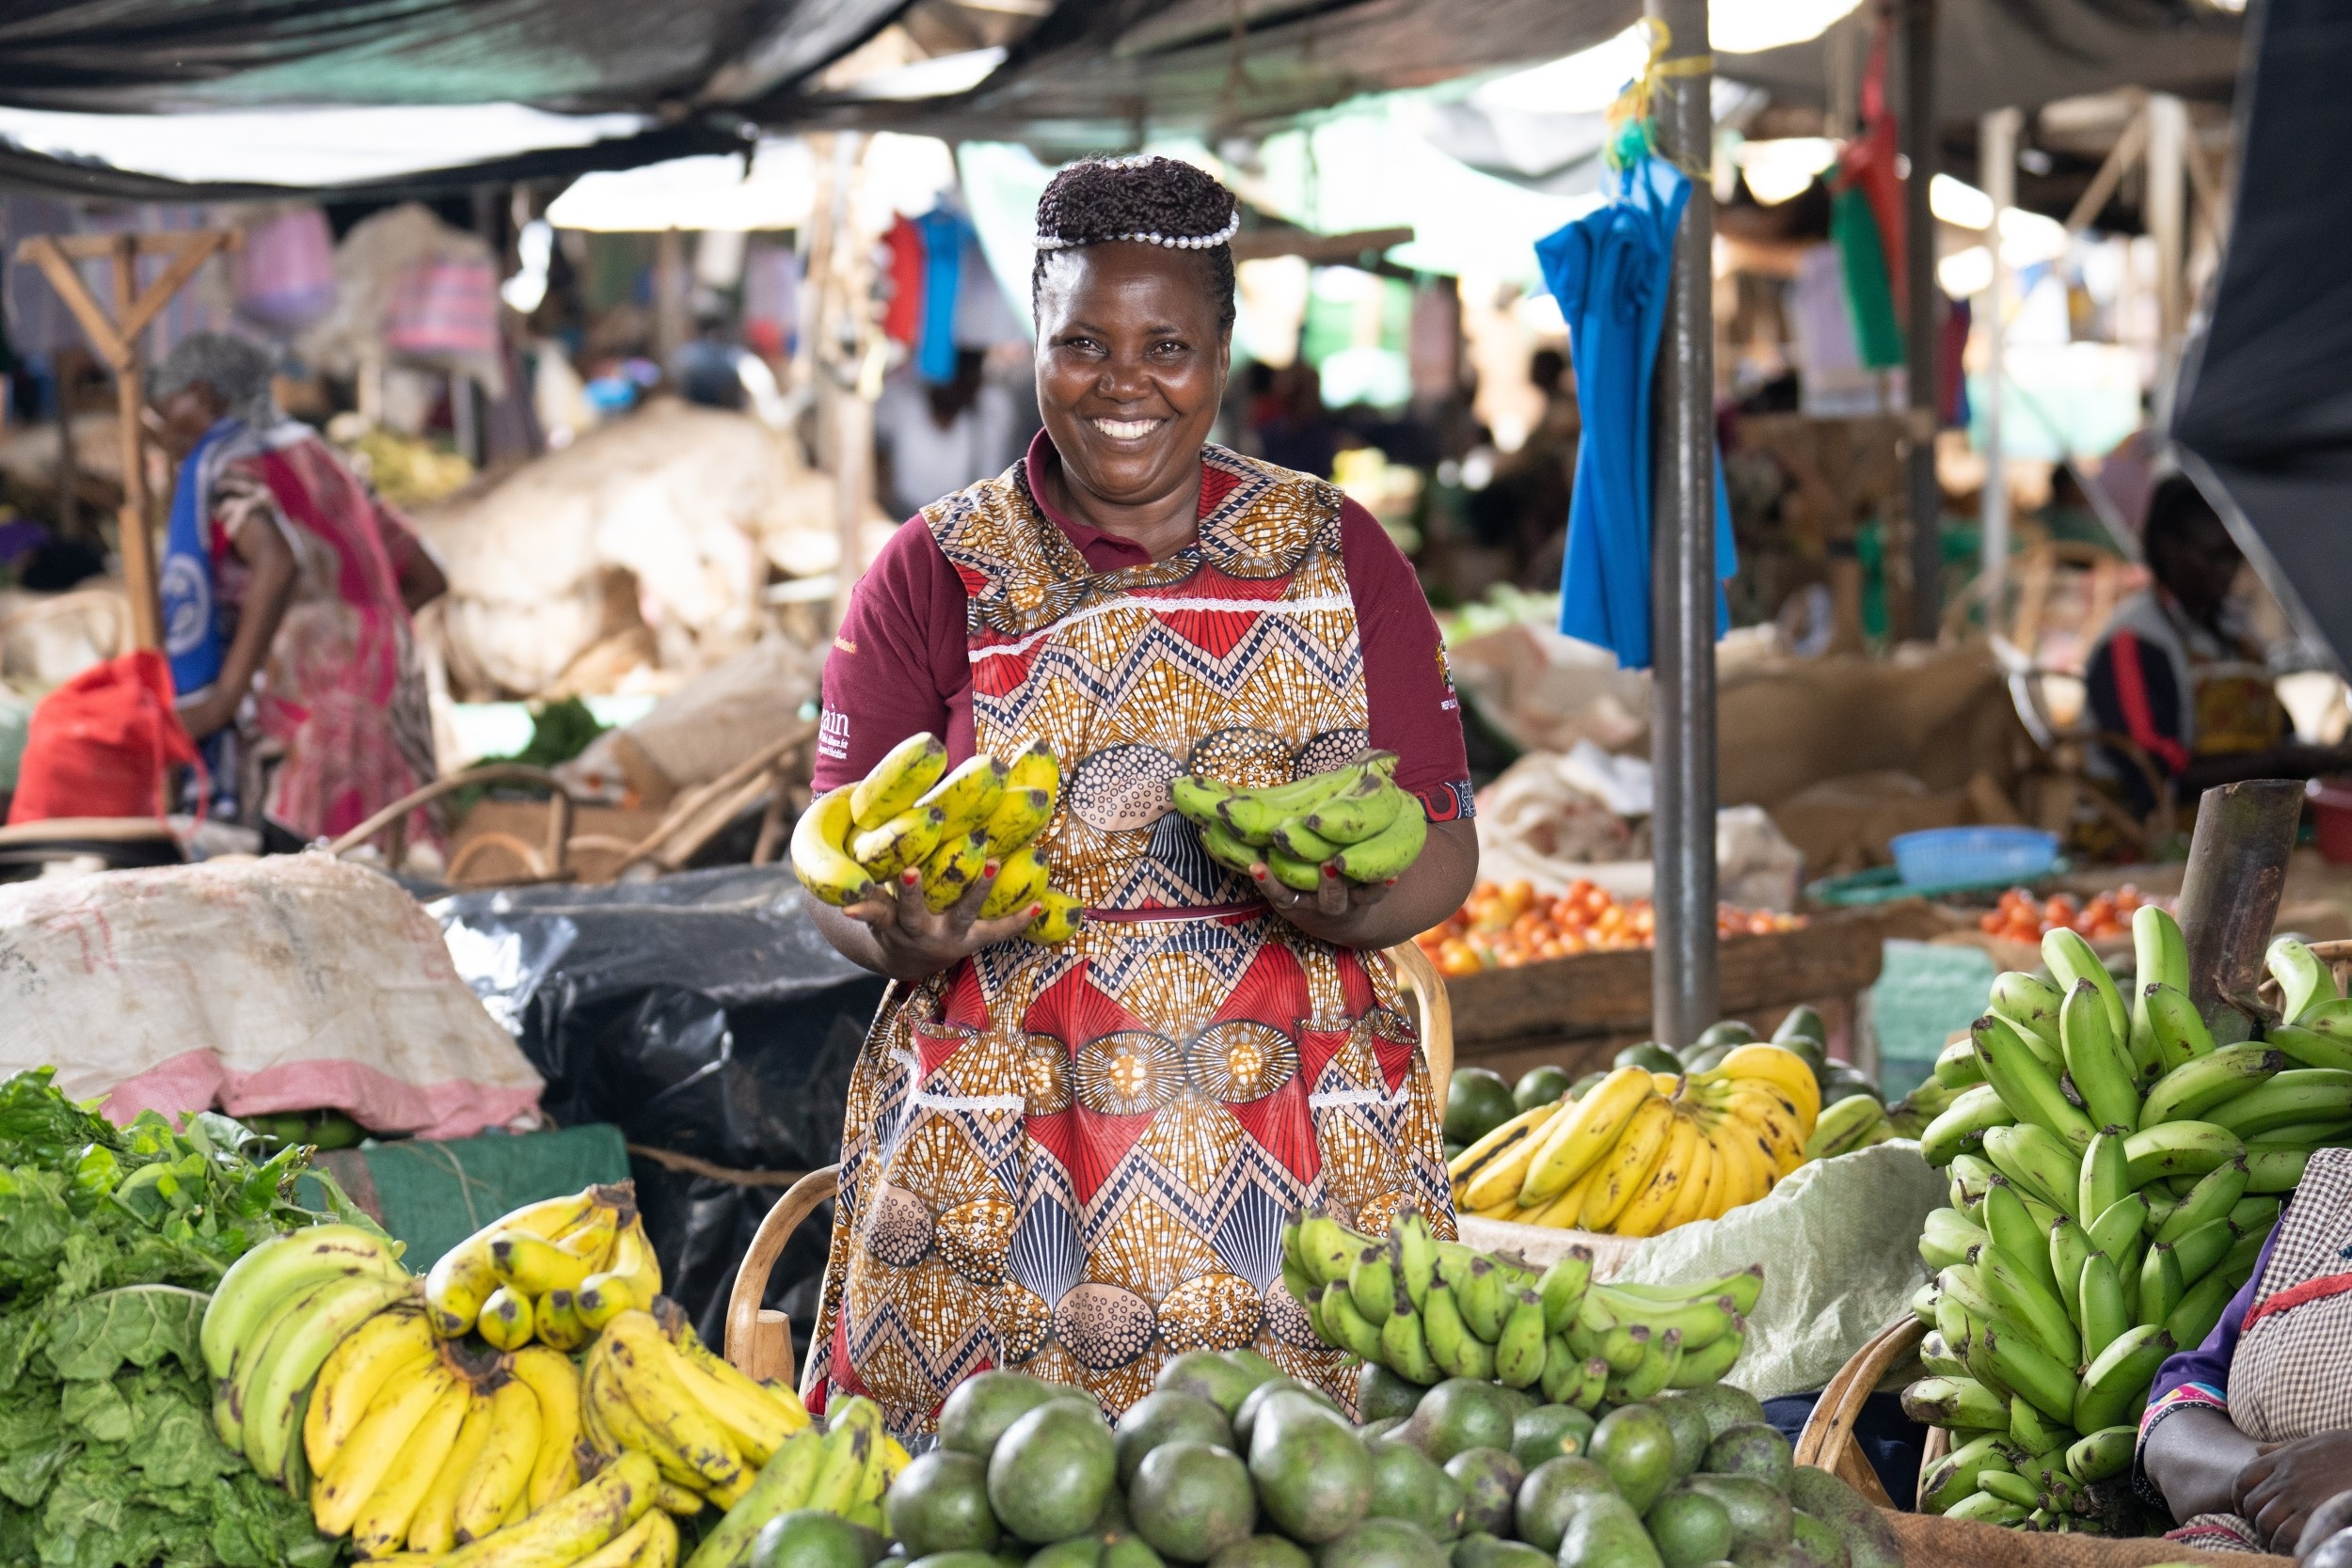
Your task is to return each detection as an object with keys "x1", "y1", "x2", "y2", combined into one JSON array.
[{"x1": 1033, "y1": 212, "x2": 1240, "y2": 252}]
